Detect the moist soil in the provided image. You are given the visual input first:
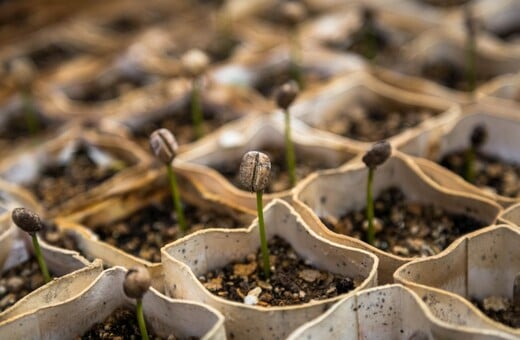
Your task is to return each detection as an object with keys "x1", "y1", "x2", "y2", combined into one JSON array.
[
  {"x1": 420, "y1": 60, "x2": 492, "y2": 92},
  {"x1": 27, "y1": 143, "x2": 122, "y2": 210},
  {"x1": 472, "y1": 296, "x2": 520, "y2": 328},
  {"x1": 27, "y1": 42, "x2": 82, "y2": 71},
  {"x1": 79, "y1": 307, "x2": 196, "y2": 340},
  {"x1": 0, "y1": 257, "x2": 56, "y2": 313},
  {"x1": 198, "y1": 236, "x2": 356, "y2": 307},
  {"x1": 320, "y1": 187, "x2": 486, "y2": 257},
  {"x1": 311, "y1": 104, "x2": 437, "y2": 142},
  {"x1": 328, "y1": 23, "x2": 390, "y2": 61},
  {"x1": 40, "y1": 220, "x2": 81, "y2": 253},
  {"x1": 211, "y1": 146, "x2": 337, "y2": 193},
  {"x1": 91, "y1": 197, "x2": 249, "y2": 263},
  {"x1": 0, "y1": 108, "x2": 57, "y2": 143},
  {"x1": 440, "y1": 150, "x2": 520, "y2": 198}
]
